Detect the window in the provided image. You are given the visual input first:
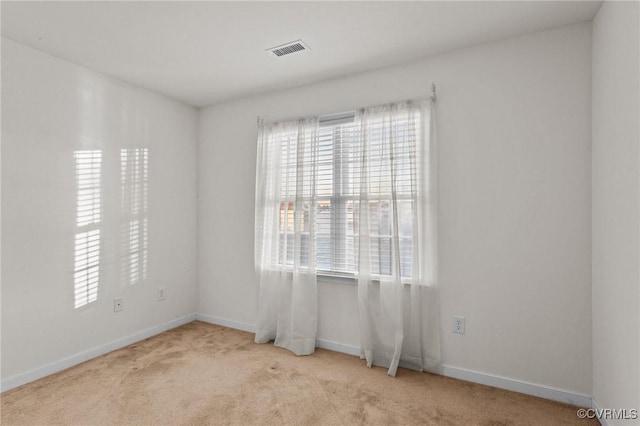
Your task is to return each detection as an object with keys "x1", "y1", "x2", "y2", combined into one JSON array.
[{"x1": 275, "y1": 110, "x2": 421, "y2": 279}]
